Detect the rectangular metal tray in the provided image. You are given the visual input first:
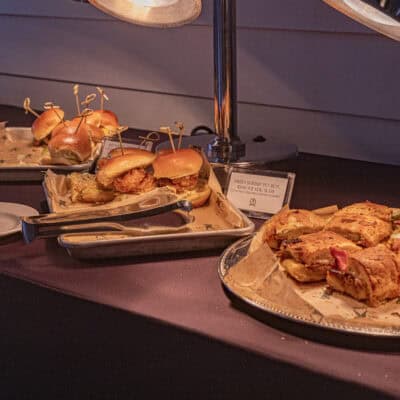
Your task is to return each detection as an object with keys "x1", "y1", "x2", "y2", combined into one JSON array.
[
  {"x1": 42, "y1": 156, "x2": 255, "y2": 259},
  {"x1": 0, "y1": 127, "x2": 102, "y2": 182},
  {"x1": 58, "y1": 217, "x2": 255, "y2": 259}
]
